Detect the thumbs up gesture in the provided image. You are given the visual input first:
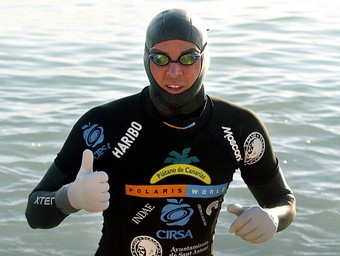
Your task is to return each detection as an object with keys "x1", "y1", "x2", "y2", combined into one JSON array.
[
  {"x1": 67, "y1": 149, "x2": 110, "y2": 212},
  {"x1": 227, "y1": 204, "x2": 278, "y2": 244}
]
